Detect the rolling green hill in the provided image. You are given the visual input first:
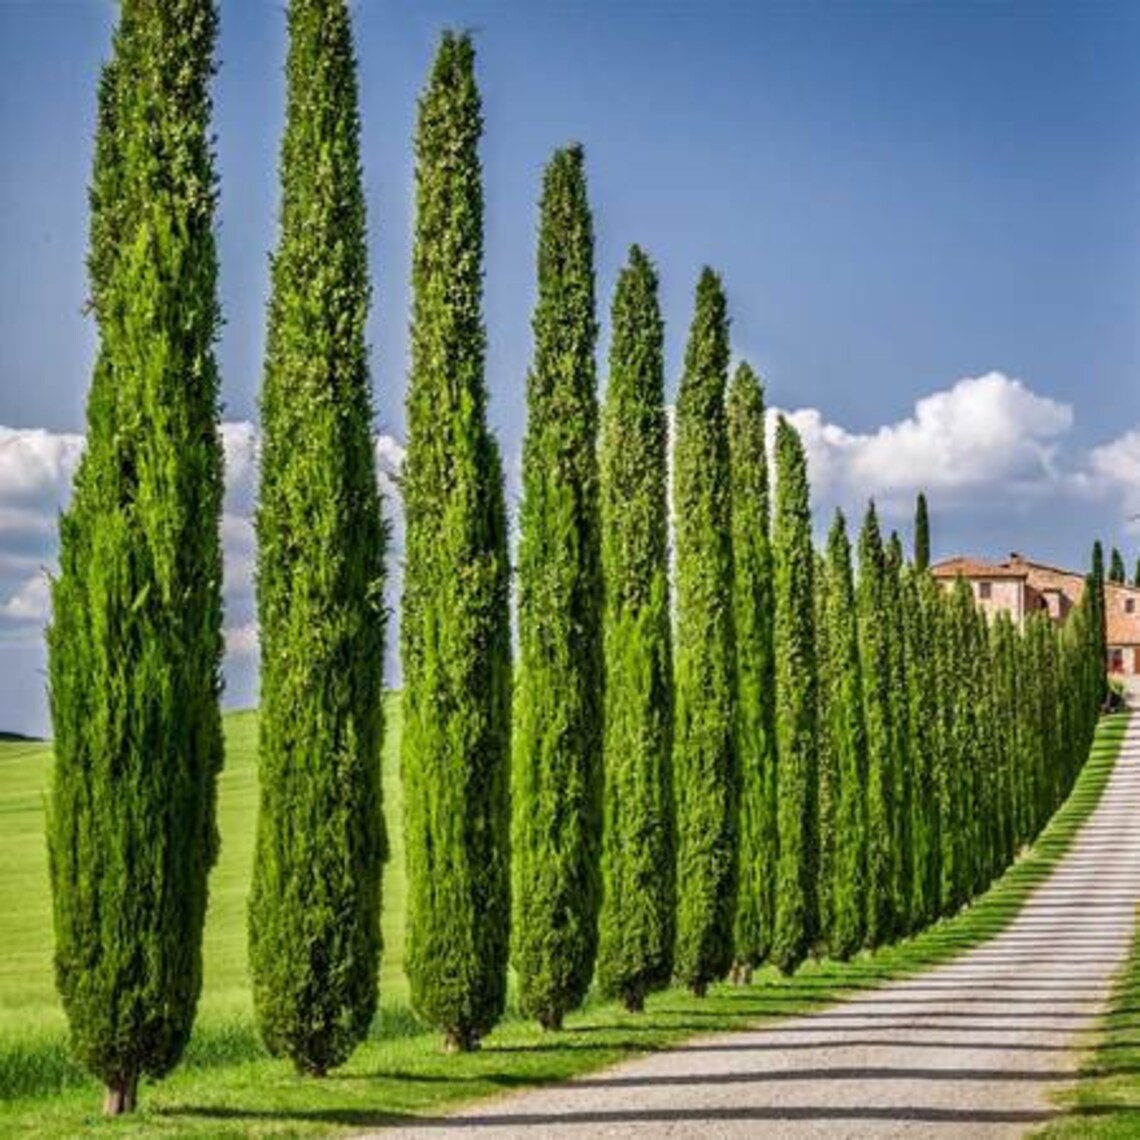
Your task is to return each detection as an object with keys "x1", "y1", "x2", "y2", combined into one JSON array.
[{"x1": 0, "y1": 698, "x2": 407, "y2": 1035}]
